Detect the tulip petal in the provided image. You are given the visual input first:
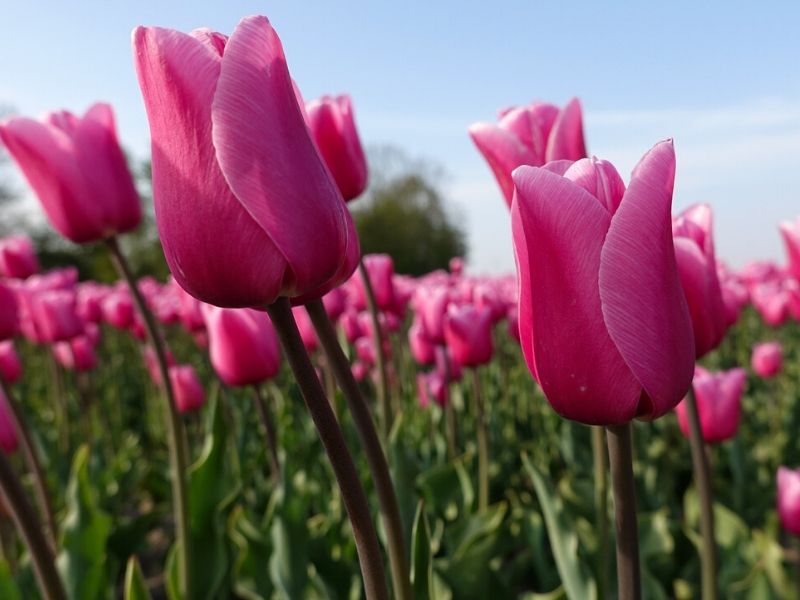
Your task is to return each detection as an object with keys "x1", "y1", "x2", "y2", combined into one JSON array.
[
  {"x1": 133, "y1": 25, "x2": 286, "y2": 307},
  {"x1": 469, "y1": 122, "x2": 537, "y2": 208},
  {"x1": 545, "y1": 97, "x2": 587, "y2": 162},
  {"x1": 211, "y1": 15, "x2": 348, "y2": 298},
  {"x1": 512, "y1": 166, "x2": 641, "y2": 424},
  {"x1": 599, "y1": 140, "x2": 695, "y2": 418}
]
